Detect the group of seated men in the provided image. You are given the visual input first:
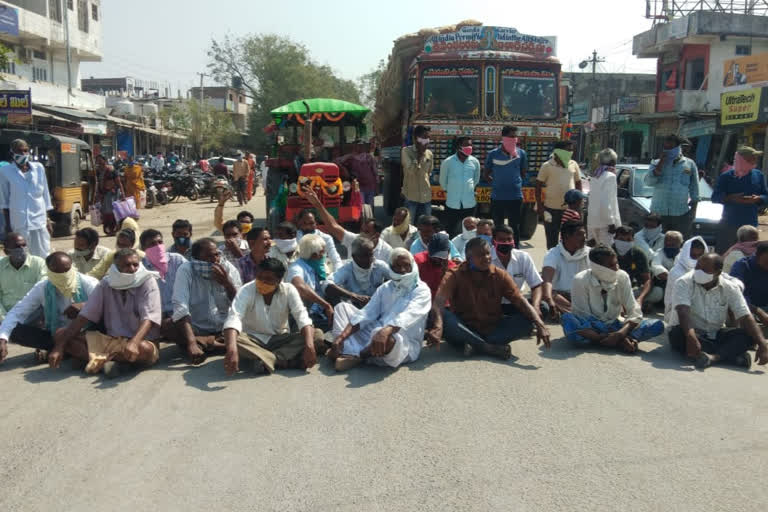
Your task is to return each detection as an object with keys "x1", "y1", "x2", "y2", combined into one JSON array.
[{"x1": 0, "y1": 187, "x2": 767, "y2": 378}]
